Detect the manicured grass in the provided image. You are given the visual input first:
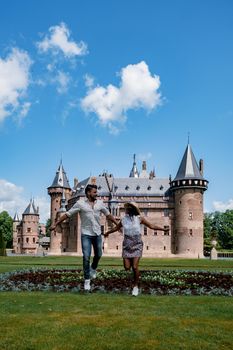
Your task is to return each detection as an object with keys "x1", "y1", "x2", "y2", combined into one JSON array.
[
  {"x1": 0, "y1": 257, "x2": 232, "y2": 349},
  {"x1": 0, "y1": 256, "x2": 233, "y2": 273},
  {"x1": 0, "y1": 293, "x2": 232, "y2": 350}
]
